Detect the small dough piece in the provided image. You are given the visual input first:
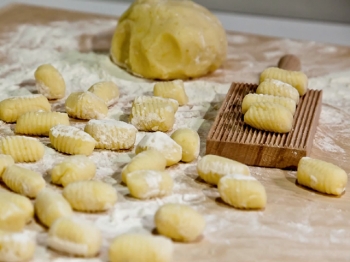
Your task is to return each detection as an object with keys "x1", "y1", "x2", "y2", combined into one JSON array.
[
  {"x1": 0, "y1": 190, "x2": 34, "y2": 223},
  {"x1": 109, "y1": 233, "x2": 173, "y2": 262},
  {"x1": 244, "y1": 102, "x2": 294, "y2": 133},
  {"x1": 0, "y1": 200, "x2": 26, "y2": 232},
  {"x1": 136, "y1": 132, "x2": 182, "y2": 166},
  {"x1": 48, "y1": 217, "x2": 102, "y2": 257},
  {"x1": 0, "y1": 231, "x2": 36, "y2": 261},
  {"x1": 256, "y1": 79, "x2": 300, "y2": 104},
  {"x1": 0, "y1": 136, "x2": 45, "y2": 163},
  {"x1": 170, "y1": 128, "x2": 200, "y2": 162},
  {"x1": 34, "y1": 64, "x2": 66, "y2": 99},
  {"x1": 260, "y1": 67, "x2": 308, "y2": 96},
  {"x1": 197, "y1": 154, "x2": 250, "y2": 185},
  {"x1": 62, "y1": 180, "x2": 117, "y2": 212},
  {"x1": 218, "y1": 174, "x2": 267, "y2": 209},
  {"x1": 84, "y1": 119, "x2": 137, "y2": 150},
  {"x1": 241, "y1": 93, "x2": 296, "y2": 115},
  {"x1": 88, "y1": 81, "x2": 120, "y2": 106},
  {"x1": 0, "y1": 94, "x2": 51, "y2": 123},
  {"x1": 121, "y1": 149, "x2": 167, "y2": 184},
  {"x1": 297, "y1": 157, "x2": 348, "y2": 196},
  {"x1": 65, "y1": 91, "x2": 108, "y2": 120},
  {"x1": 153, "y1": 80, "x2": 188, "y2": 106},
  {"x1": 2, "y1": 165, "x2": 45, "y2": 198},
  {"x1": 34, "y1": 188, "x2": 73, "y2": 227},
  {"x1": 126, "y1": 170, "x2": 173, "y2": 199},
  {"x1": 49, "y1": 125, "x2": 96, "y2": 156},
  {"x1": 130, "y1": 96, "x2": 178, "y2": 132},
  {"x1": 50, "y1": 155, "x2": 96, "y2": 187},
  {"x1": 15, "y1": 111, "x2": 70, "y2": 136},
  {"x1": 155, "y1": 203, "x2": 205, "y2": 242},
  {"x1": 0, "y1": 155, "x2": 14, "y2": 177}
]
